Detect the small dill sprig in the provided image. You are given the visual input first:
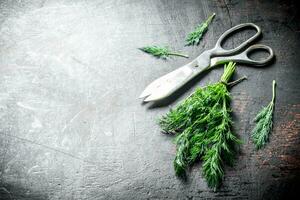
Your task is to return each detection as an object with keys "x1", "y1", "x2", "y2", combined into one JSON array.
[
  {"x1": 159, "y1": 62, "x2": 243, "y2": 190},
  {"x1": 139, "y1": 46, "x2": 188, "y2": 59},
  {"x1": 251, "y1": 80, "x2": 276, "y2": 149},
  {"x1": 185, "y1": 13, "x2": 215, "y2": 46}
]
